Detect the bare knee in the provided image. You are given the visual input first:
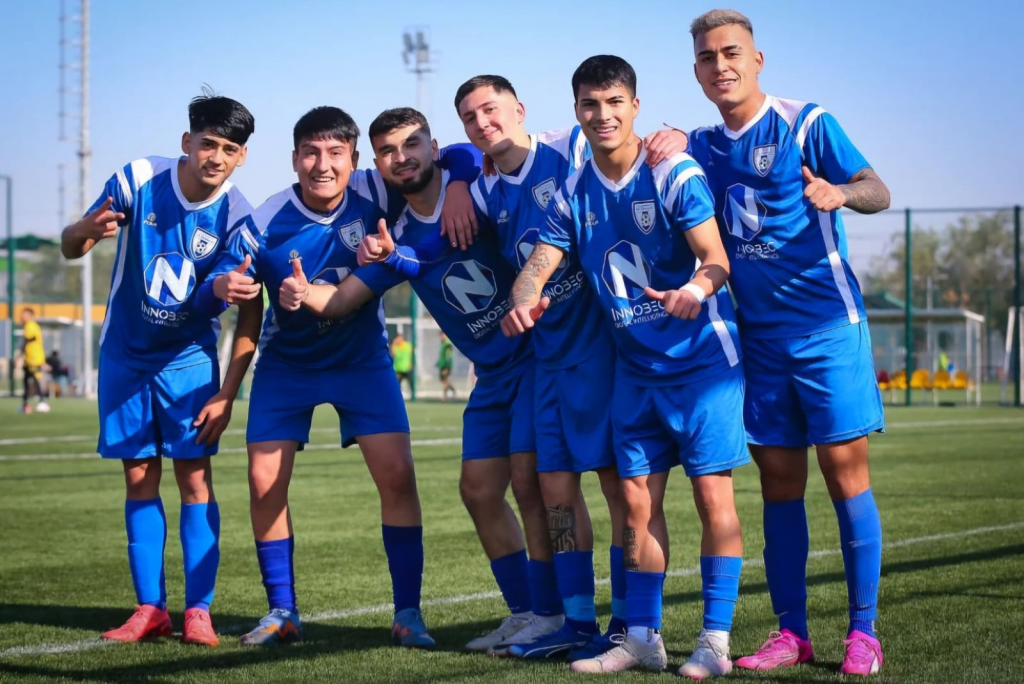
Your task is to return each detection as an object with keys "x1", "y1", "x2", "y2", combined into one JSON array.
[
  {"x1": 460, "y1": 469, "x2": 506, "y2": 514},
  {"x1": 691, "y1": 474, "x2": 740, "y2": 529},
  {"x1": 174, "y1": 457, "x2": 213, "y2": 504},
  {"x1": 124, "y1": 458, "x2": 162, "y2": 500},
  {"x1": 510, "y1": 464, "x2": 542, "y2": 507},
  {"x1": 817, "y1": 438, "x2": 871, "y2": 500},
  {"x1": 376, "y1": 456, "x2": 419, "y2": 503}
]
